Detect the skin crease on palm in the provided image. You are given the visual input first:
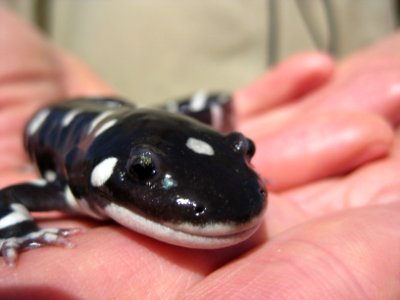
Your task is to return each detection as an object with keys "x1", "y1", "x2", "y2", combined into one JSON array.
[{"x1": 0, "y1": 6, "x2": 400, "y2": 300}]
